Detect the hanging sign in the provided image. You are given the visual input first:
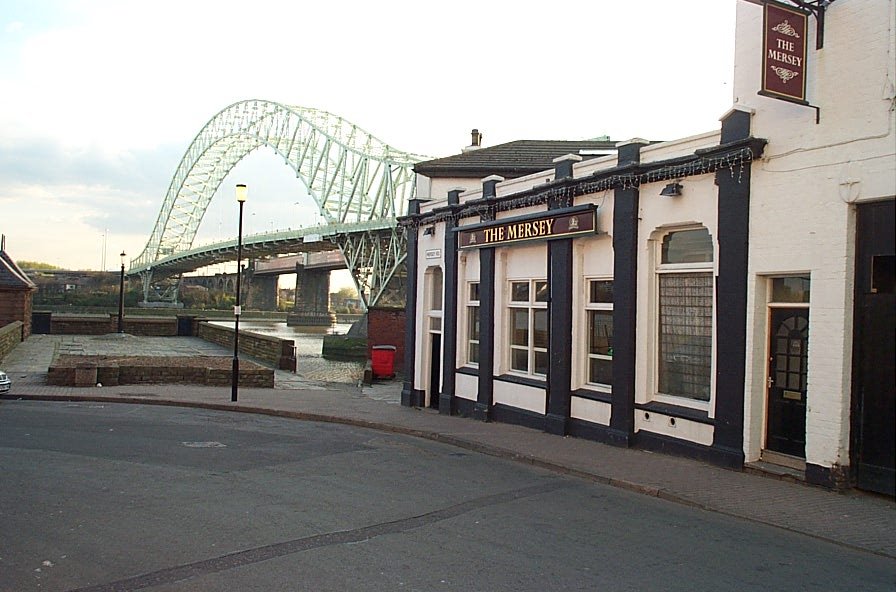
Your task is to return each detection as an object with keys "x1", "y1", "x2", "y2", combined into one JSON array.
[
  {"x1": 457, "y1": 207, "x2": 597, "y2": 249},
  {"x1": 760, "y1": 1, "x2": 809, "y2": 105}
]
